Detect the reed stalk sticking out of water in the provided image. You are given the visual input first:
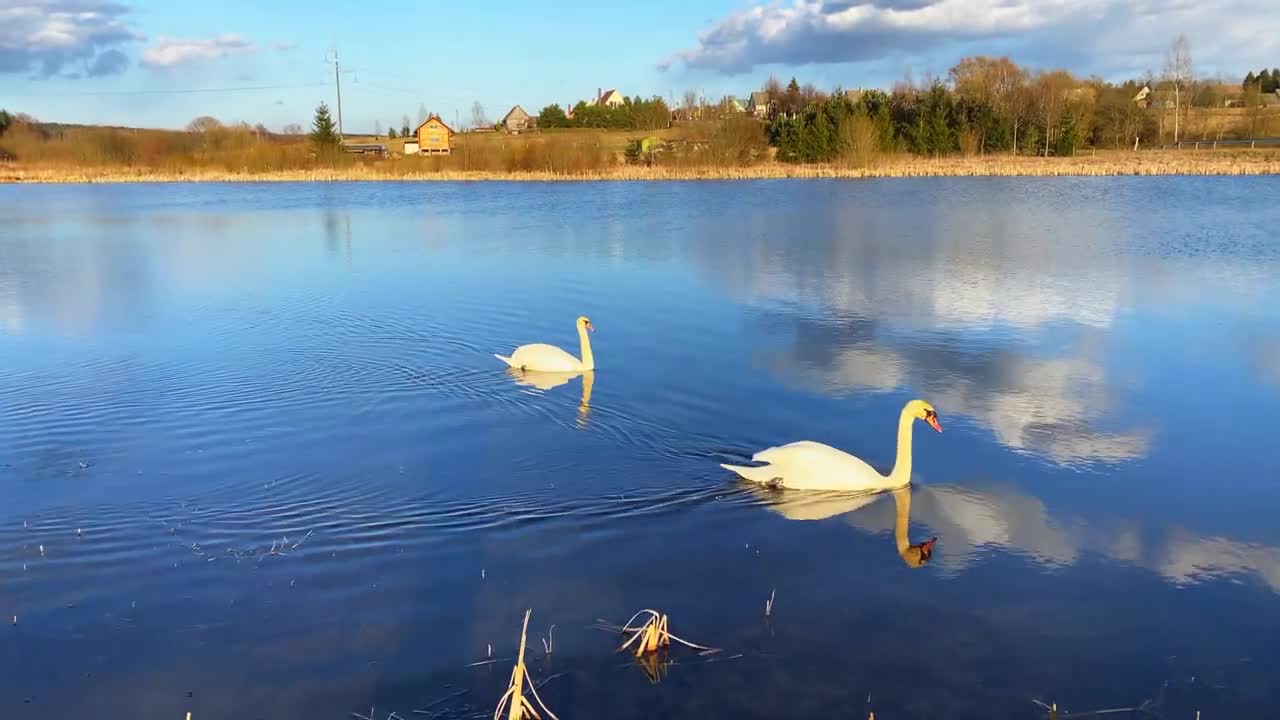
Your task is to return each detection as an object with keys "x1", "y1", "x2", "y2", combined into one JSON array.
[
  {"x1": 493, "y1": 609, "x2": 558, "y2": 720},
  {"x1": 603, "y1": 609, "x2": 719, "y2": 658}
]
